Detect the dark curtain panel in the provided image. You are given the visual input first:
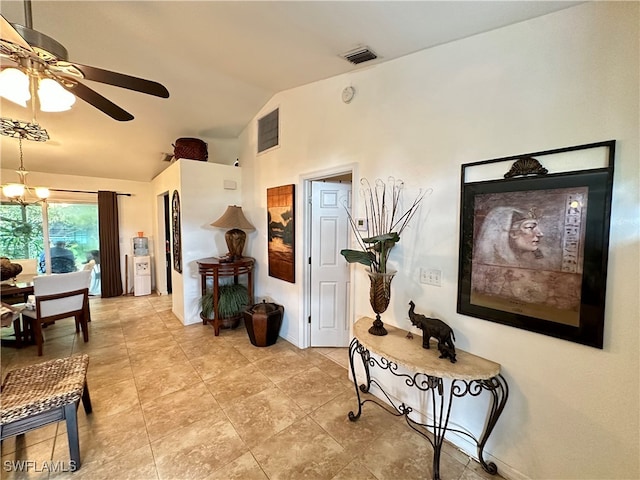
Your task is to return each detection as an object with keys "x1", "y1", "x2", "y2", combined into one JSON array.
[{"x1": 98, "y1": 191, "x2": 123, "y2": 297}]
